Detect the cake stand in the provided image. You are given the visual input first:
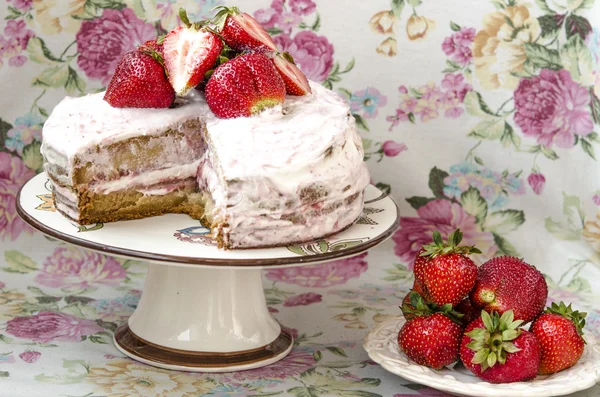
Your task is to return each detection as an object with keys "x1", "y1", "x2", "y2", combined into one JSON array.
[{"x1": 17, "y1": 173, "x2": 400, "y2": 372}]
